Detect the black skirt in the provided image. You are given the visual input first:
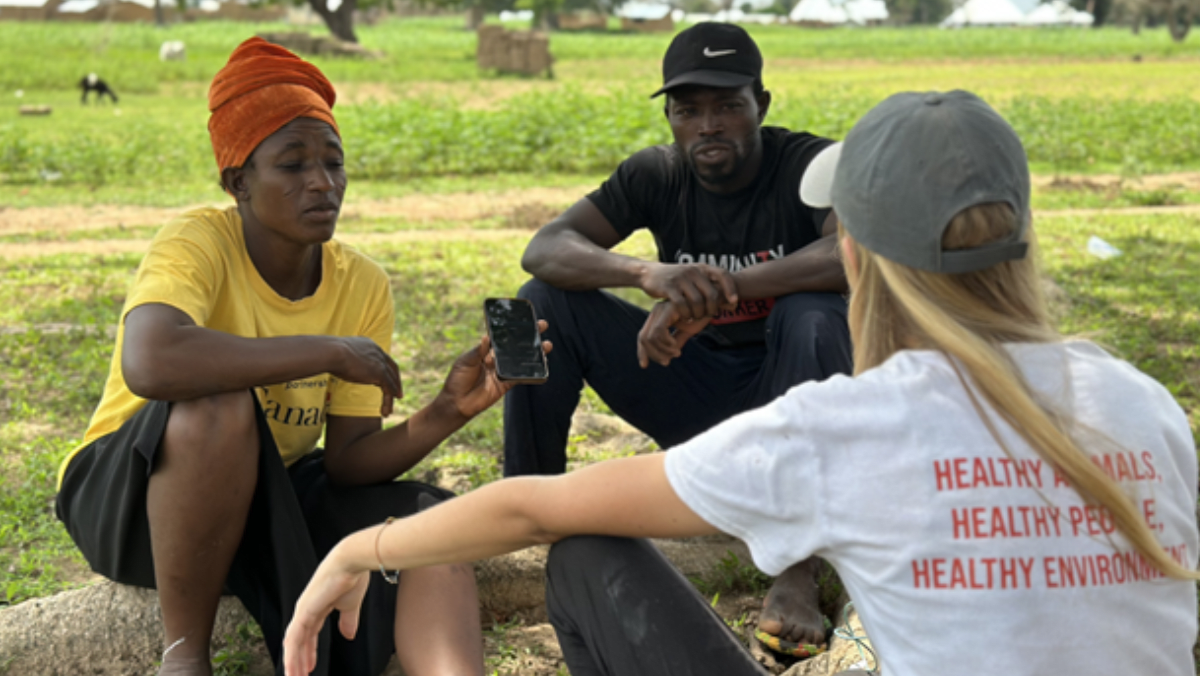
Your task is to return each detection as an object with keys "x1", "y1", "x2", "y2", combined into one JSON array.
[{"x1": 56, "y1": 396, "x2": 455, "y2": 675}]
